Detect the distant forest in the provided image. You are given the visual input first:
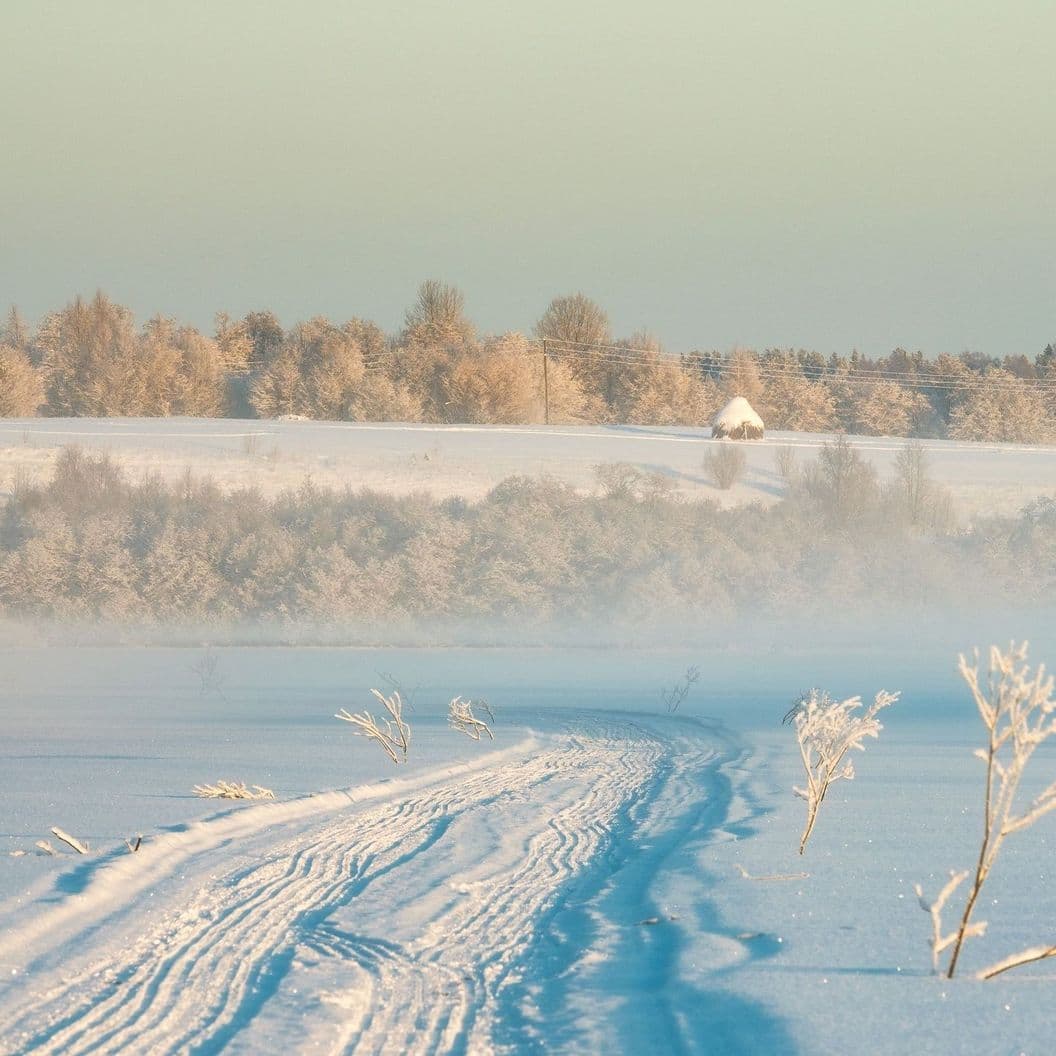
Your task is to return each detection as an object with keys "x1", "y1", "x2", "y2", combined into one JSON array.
[
  {"x1": 1, "y1": 445, "x2": 1052, "y2": 631},
  {"x1": 2, "y1": 284, "x2": 1055, "y2": 443}
]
